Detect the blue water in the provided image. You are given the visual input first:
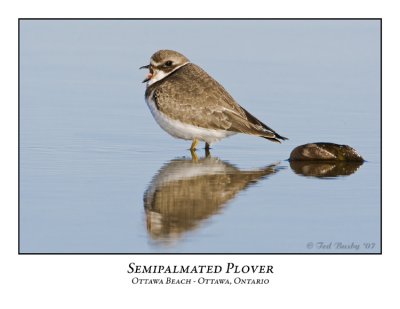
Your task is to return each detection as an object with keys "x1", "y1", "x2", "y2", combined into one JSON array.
[{"x1": 19, "y1": 20, "x2": 380, "y2": 253}]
